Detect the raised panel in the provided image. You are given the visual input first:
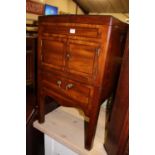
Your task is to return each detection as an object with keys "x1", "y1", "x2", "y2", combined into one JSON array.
[
  {"x1": 42, "y1": 38, "x2": 66, "y2": 70},
  {"x1": 67, "y1": 40, "x2": 99, "y2": 76}
]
